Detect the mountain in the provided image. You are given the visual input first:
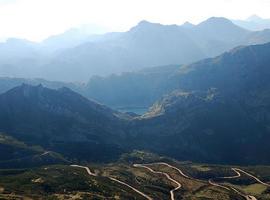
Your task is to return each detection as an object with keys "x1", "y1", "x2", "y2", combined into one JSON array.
[
  {"x1": 85, "y1": 65, "x2": 181, "y2": 109},
  {"x1": 0, "y1": 84, "x2": 129, "y2": 162},
  {"x1": 0, "y1": 38, "x2": 39, "y2": 58},
  {"x1": 84, "y1": 30, "x2": 270, "y2": 109},
  {"x1": 41, "y1": 24, "x2": 110, "y2": 52},
  {"x1": 247, "y1": 14, "x2": 264, "y2": 22},
  {"x1": 2, "y1": 17, "x2": 270, "y2": 82},
  {"x1": 40, "y1": 17, "x2": 270, "y2": 82},
  {"x1": 181, "y1": 21, "x2": 195, "y2": 29},
  {"x1": 233, "y1": 15, "x2": 270, "y2": 31},
  {"x1": 0, "y1": 77, "x2": 82, "y2": 95},
  {"x1": 173, "y1": 42, "x2": 270, "y2": 93},
  {"x1": 0, "y1": 69, "x2": 177, "y2": 113},
  {"x1": 43, "y1": 20, "x2": 203, "y2": 81},
  {"x1": 128, "y1": 42, "x2": 270, "y2": 165},
  {"x1": 0, "y1": 71, "x2": 177, "y2": 112},
  {"x1": 2, "y1": 43, "x2": 270, "y2": 165},
  {"x1": 0, "y1": 38, "x2": 47, "y2": 79},
  {"x1": 196, "y1": 17, "x2": 248, "y2": 41}
]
